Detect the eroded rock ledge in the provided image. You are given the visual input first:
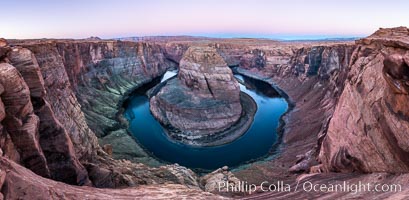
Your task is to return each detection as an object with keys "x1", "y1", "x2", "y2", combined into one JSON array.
[
  {"x1": 0, "y1": 40, "x2": 202, "y2": 193},
  {"x1": 1, "y1": 27, "x2": 409, "y2": 199},
  {"x1": 149, "y1": 46, "x2": 256, "y2": 146},
  {"x1": 318, "y1": 26, "x2": 409, "y2": 173}
]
